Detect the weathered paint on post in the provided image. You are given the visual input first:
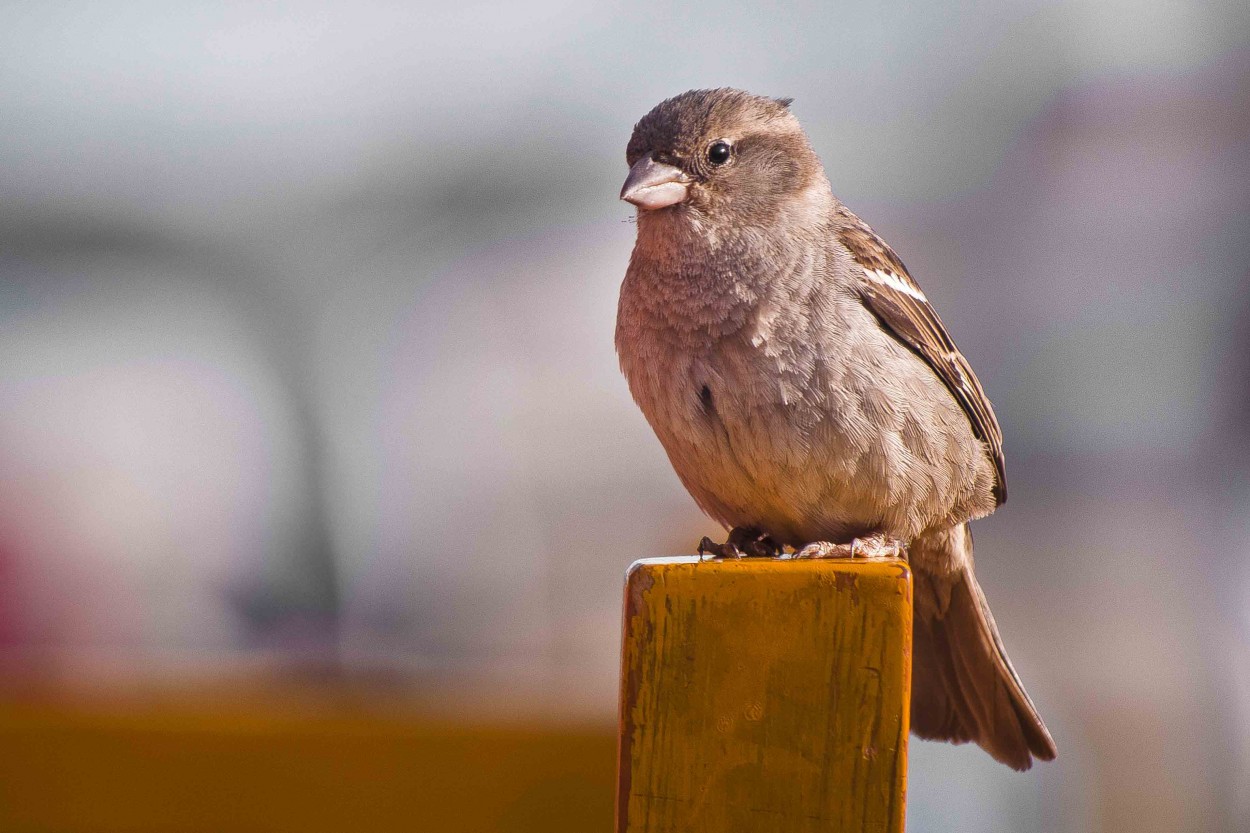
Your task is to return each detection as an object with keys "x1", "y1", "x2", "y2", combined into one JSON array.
[{"x1": 617, "y1": 556, "x2": 912, "y2": 833}]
